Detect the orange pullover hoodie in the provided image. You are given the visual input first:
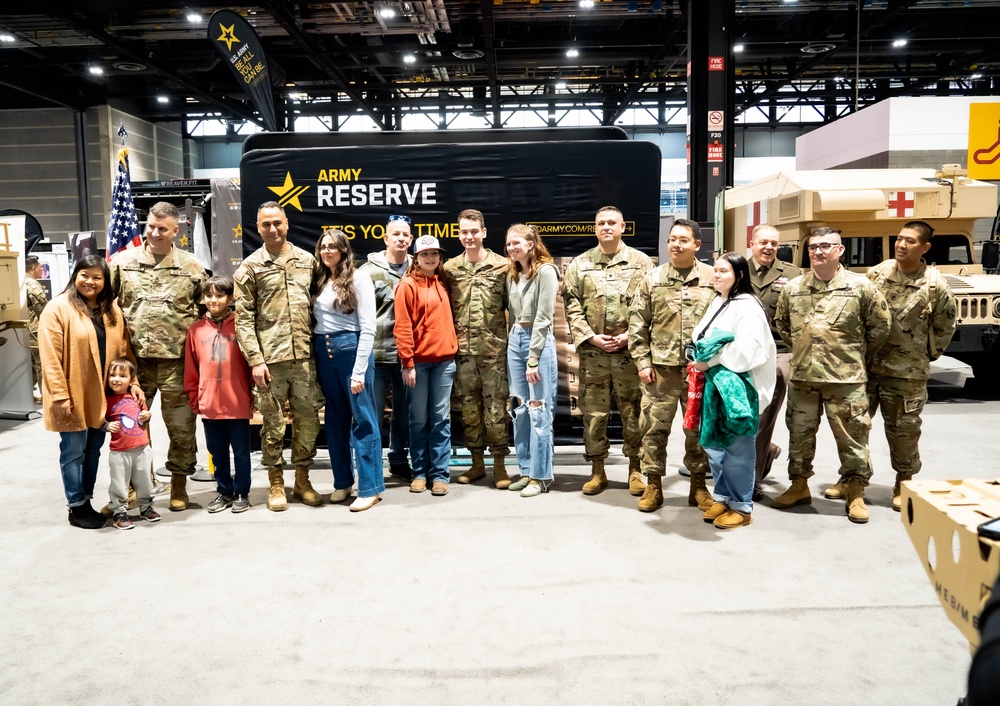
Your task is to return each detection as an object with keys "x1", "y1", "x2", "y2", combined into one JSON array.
[{"x1": 393, "y1": 271, "x2": 458, "y2": 369}]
